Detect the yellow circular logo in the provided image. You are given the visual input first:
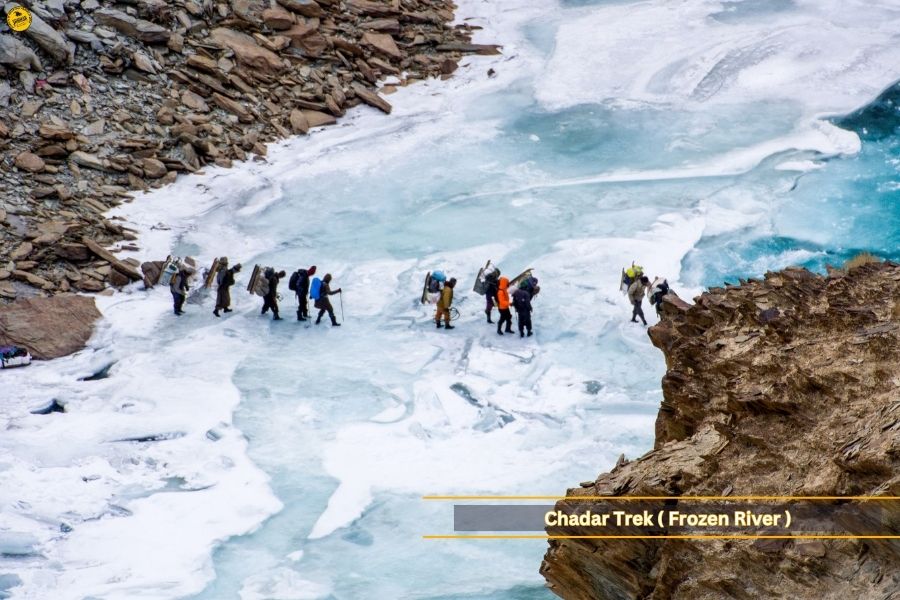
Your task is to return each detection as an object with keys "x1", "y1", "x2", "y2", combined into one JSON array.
[{"x1": 7, "y1": 5, "x2": 32, "y2": 32}]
